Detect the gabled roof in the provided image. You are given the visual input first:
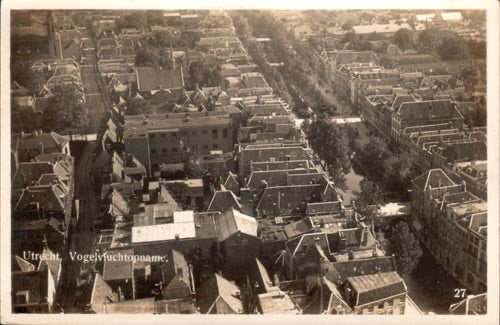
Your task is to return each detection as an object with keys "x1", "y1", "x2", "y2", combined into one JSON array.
[
  {"x1": 15, "y1": 185, "x2": 65, "y2": 212},
  {"x1": 197, "y1": 273, "x2": 243, "y2": 314},
  {"x1": 398, "y1": 100, "x2": 463, "y2": 121},
  {"x1": 136, "y1": 67, "x2": 184, "y2": 91},
  {"x1": 327, "y1": 256, "x2": 397, "y2": 285},
  {"x1": 37, "y1": 247, "x2": 61, "y2": 281},
  {"x1": 255, "y1": 184, "x2": 324, "y2": 217},
  {"x1": 348, "y1": 271, "x2": 407, "y2": 306},
  {"x1": 89, "y1": 273, "x2": 116, "y2": 311},
  {"x1": 255, "y1": 258, "x2": 274, "y2": 293},
  {"x1": 17, "y1": 132, "x2": 68, "y2": 153},
  {"x1": 12, "y1": 162, "x2": 54, "y2": 189},
  {"x1": 13, "y1": 256, "x2": 36, "y2": 272},
  {"x1": 214, "y1": 209, "x2": 257, "y2": 241},
  {"x1": 286, "y1": 232, "x2": 330, "y2": 257},
  {"x1": 164, "y1": 249, "x2": 192, "y2": 291},
  {"x1": 207, "y1": 190, "x2": 241, "y2": 213},
  {"x1": 283, "y1": 217, "x2": 314, "y2": 239},
  {"x1": 411, "y1": 168, "x2": 456, "y2": 191},
  {"x1": 224, "y1": 171, "x2": 240, "y2": 195},
  {"x1": 306, "y1": 201, "x2": 343, "y2": 216},
  {"x1": 449, "y1": 293, "x2": 487, "y2": 315}
]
